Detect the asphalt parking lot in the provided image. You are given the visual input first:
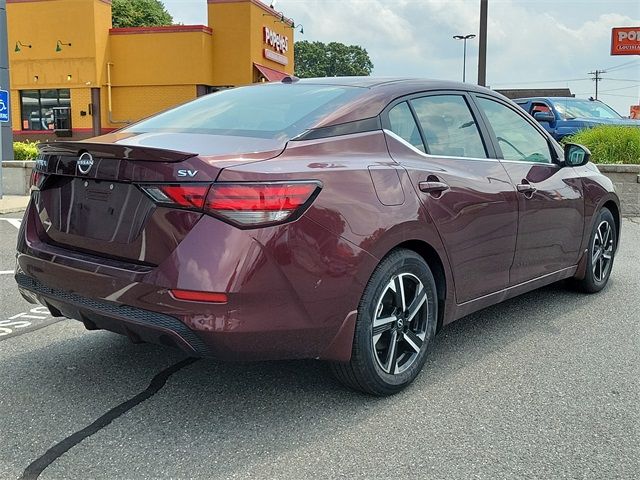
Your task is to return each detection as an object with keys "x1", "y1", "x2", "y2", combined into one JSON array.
[{"x1": 1, "y1": 211, "x2": 638, "y2": 480}]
